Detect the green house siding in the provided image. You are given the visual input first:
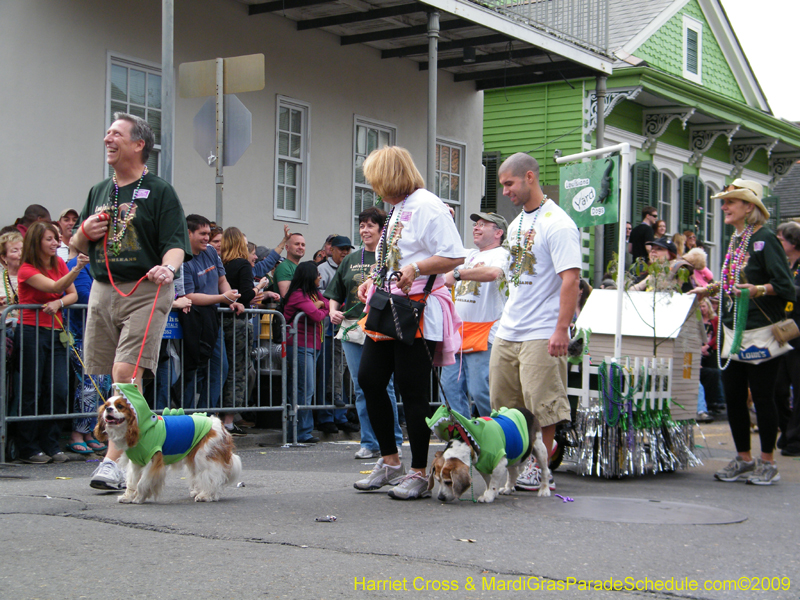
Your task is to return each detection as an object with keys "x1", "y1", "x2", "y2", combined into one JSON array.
[
  {"x1": 484, "y1": 82, "x2": 584, "y2": 187},
  {"x1": 634, "y1": 0, "x2": 746, "y2": 103}
]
